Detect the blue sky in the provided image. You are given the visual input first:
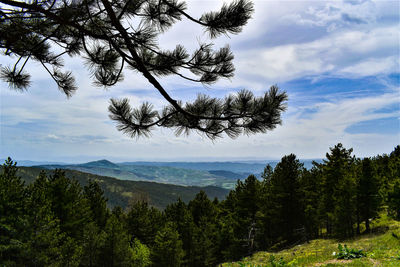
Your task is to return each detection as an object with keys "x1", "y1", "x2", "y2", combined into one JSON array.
[{"x1": 1, "y1": 0, "x2": 399, "y2": 162}]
